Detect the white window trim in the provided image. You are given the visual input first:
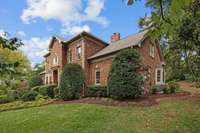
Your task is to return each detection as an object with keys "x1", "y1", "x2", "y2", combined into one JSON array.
[
  {"x1": 53, "y1": 54, "x2": 59, "y2": 65},
  {"x1": 77, "y1": 46, "x2": 82, "y2": 60},
  {"x1": 95, "y1": 69, "x2": 101, "y2": 85},
  {"x1": 155, "y1": 68, "x2": 165, "y2": 85},
  {"x1": 68, "y1": 50, "x2": 72, "y2": 63},
  {"x1": 150, "y1": 44, "x2": 155, "y2": 58}
]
